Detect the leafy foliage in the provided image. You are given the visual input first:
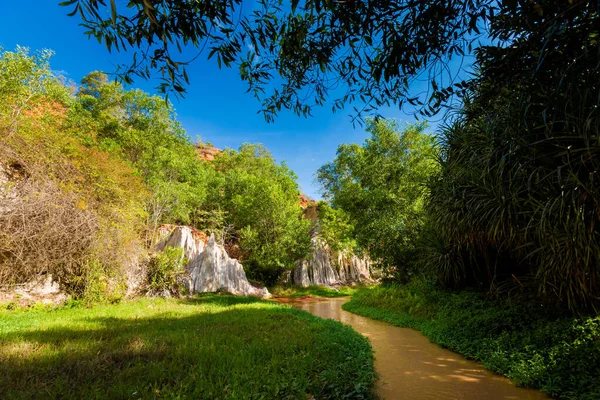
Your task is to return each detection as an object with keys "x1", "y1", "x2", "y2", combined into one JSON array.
[
  {"x1": 0, "y1": 46, "x2": 69, "y2": 132},
  {"x1": 345, "y1": 284, "x2": 600, "y2": 400},
  {"x1": 317, "y1": 119, "x2": 438, "y2": 278},
  {"x1": 1, "y1": 46, "x2": 316, "y2": 295},
  {"x1": 72, "y1": 72, "x2": 312, "y2": 286},
  {"x1": 205, "y1": 144, "x2": 311, "y2": 285},
  {"x1": 0, "y1": 48, "x2": 148, "y2": 300},
  {"x1": 63, "y1": 0, "x2": 497, "y2": 121},
  {"x1": 63, "y1": 0, "x2": 600, "y2": 311},
  {"x1": 146, "y1": 247, "x2": 188, "y2": 296},
  {"x1": 74, "y1": 71, "x2": 209, "y2": 229},
  {"x1": 314, "y1": 201, "x2": 357, "y2": 253},
  {"x1": 424, "y1": 1, "x2": 600, "y2": 309}
]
